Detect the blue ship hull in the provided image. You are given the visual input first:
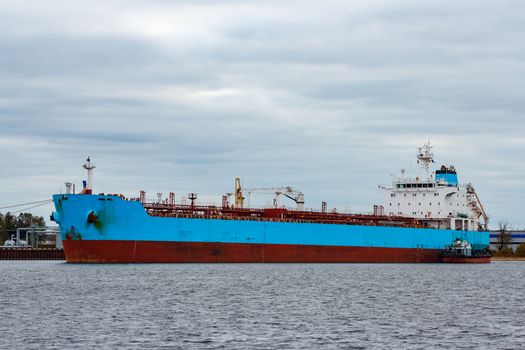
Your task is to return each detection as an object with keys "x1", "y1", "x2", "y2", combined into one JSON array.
[{"x1": 52, "y1": 194, "x2": 490, "y2": 263}]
